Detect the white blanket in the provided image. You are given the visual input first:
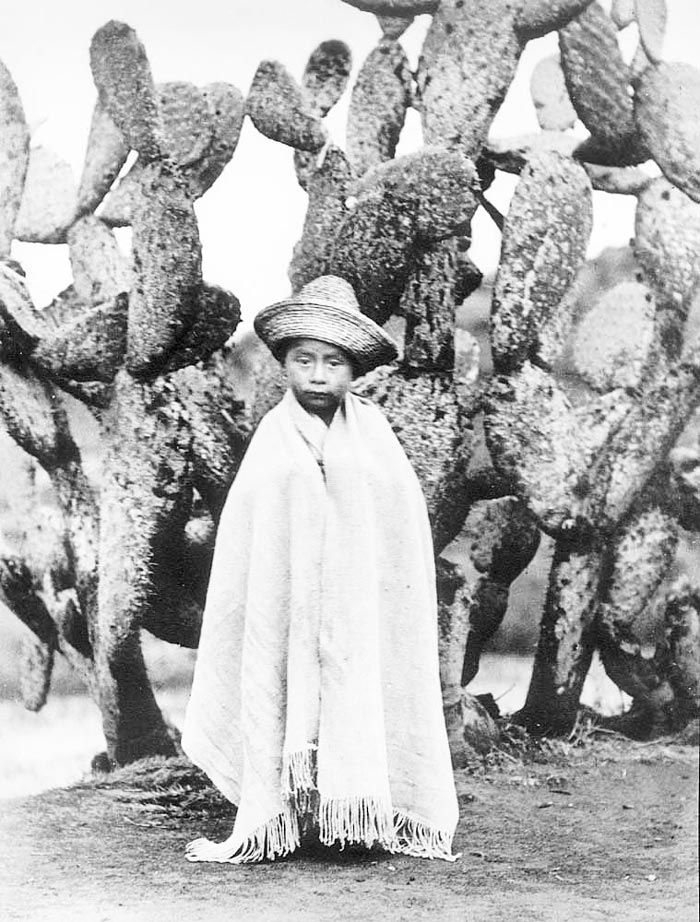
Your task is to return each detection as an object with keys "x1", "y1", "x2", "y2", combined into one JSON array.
[{"x1": 182, "y1": 390, "x2": 458, "y2": 862}]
